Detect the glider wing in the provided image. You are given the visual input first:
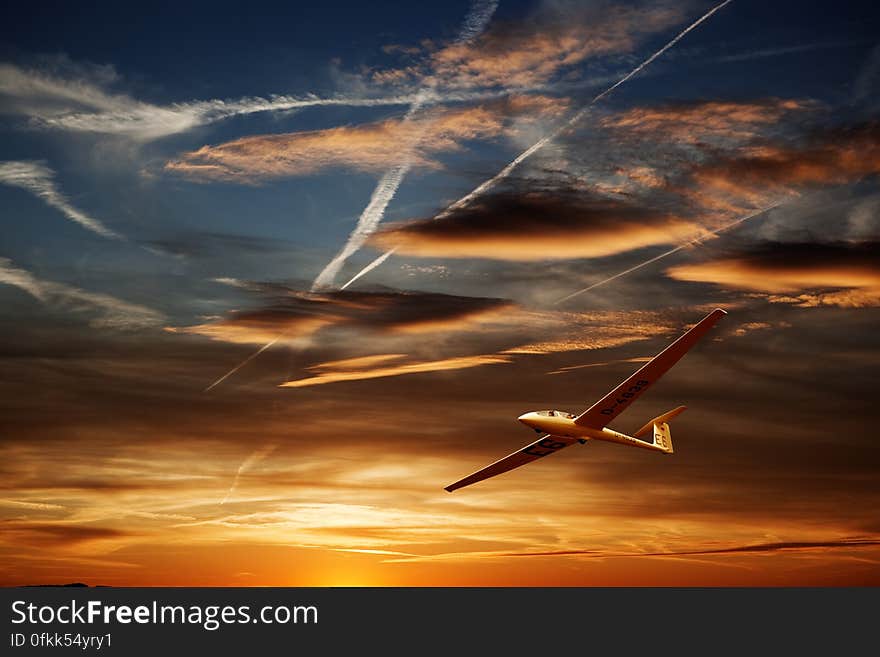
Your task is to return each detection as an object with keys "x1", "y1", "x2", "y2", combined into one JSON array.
[
  {"x1": 574, "y1": 308, "x2": 726, "y2": 430},
  {"x1": 445, "y1": 434, "x2": 579, "y2": 492}
]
